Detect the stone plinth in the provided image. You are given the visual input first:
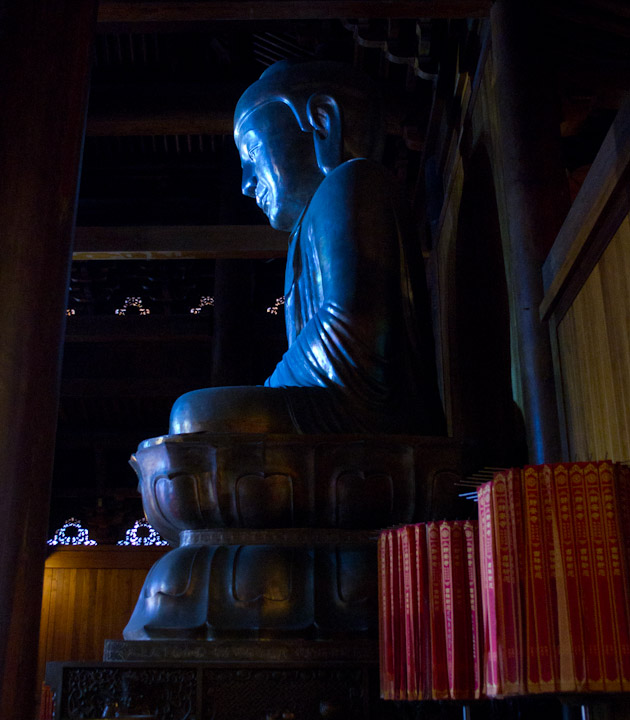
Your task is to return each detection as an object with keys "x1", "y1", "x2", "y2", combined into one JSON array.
[
  {"x1": 125, "y1": 433, "x2": 464, "y2": 641},
  {"x1": 103, "y1": 638, "x2": 378, "y2": 664},
  {"x1": 123, "y1": 528, "x2": 378, "y2": 640}
]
